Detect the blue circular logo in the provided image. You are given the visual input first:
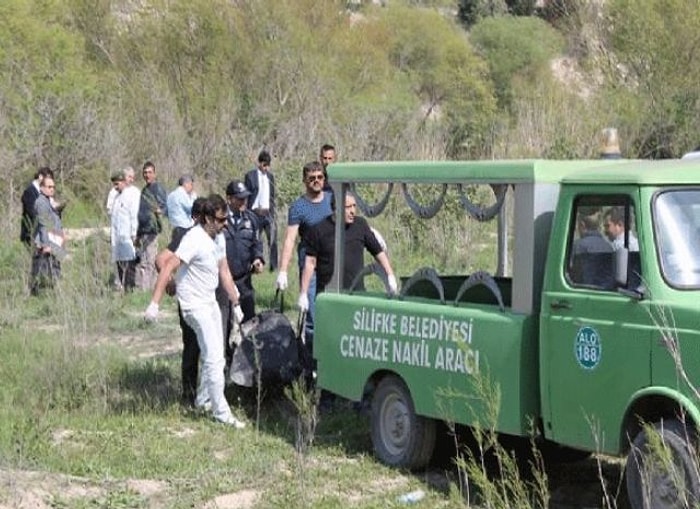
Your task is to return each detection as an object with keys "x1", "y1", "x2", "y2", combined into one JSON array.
[{"x1": 575, "y1": 326, "x2": 601, "y2": 370}]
